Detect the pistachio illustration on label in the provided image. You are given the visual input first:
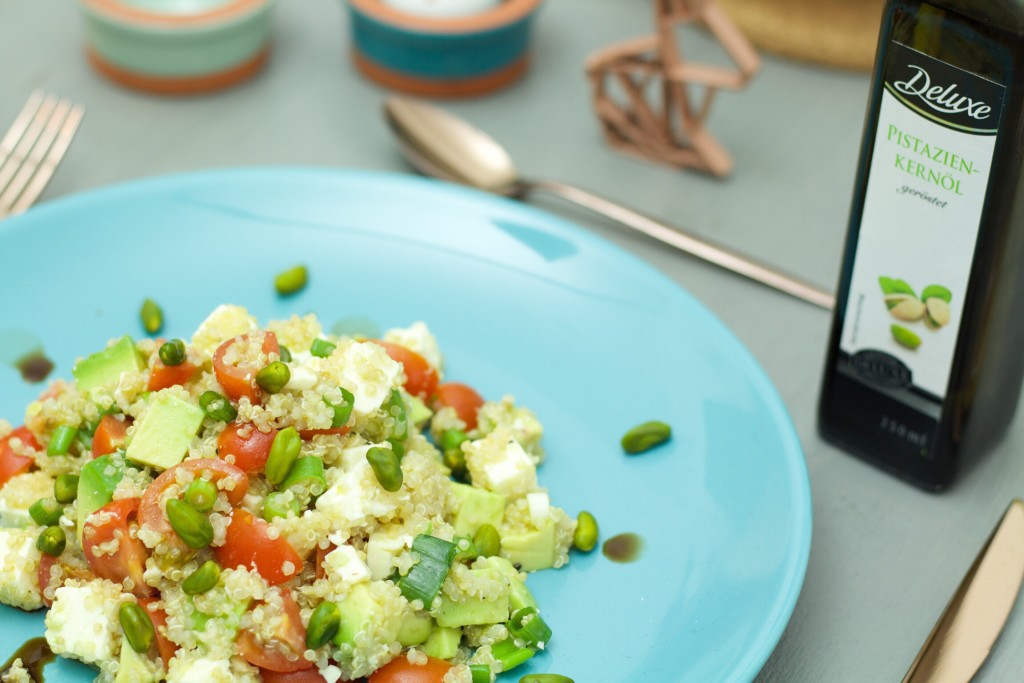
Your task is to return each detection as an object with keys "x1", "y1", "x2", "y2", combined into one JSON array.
[
  {"x1": 921, "y1": 285, "x2": 953, "y2": 329},
  {"x1": 891, "y1": 324, "x2": 922, "y2": 349},
  {"x1": 879, "y1": 278, "x2": 954, "y2": 348}
]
